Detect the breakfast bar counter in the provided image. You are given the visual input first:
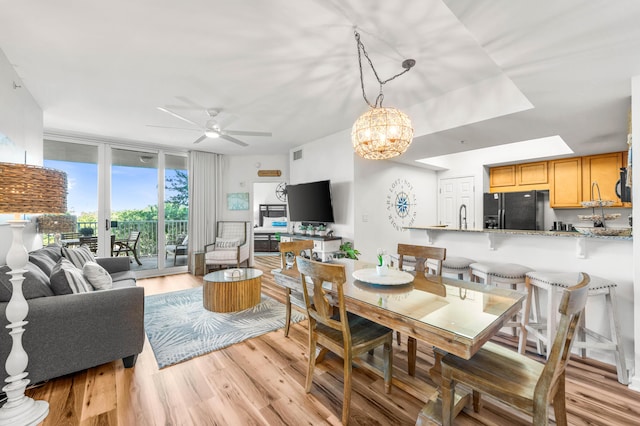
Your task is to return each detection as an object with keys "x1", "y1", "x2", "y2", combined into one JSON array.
[{"x1": 404, "y1": 224, "x2": 635, "y2": 383}]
